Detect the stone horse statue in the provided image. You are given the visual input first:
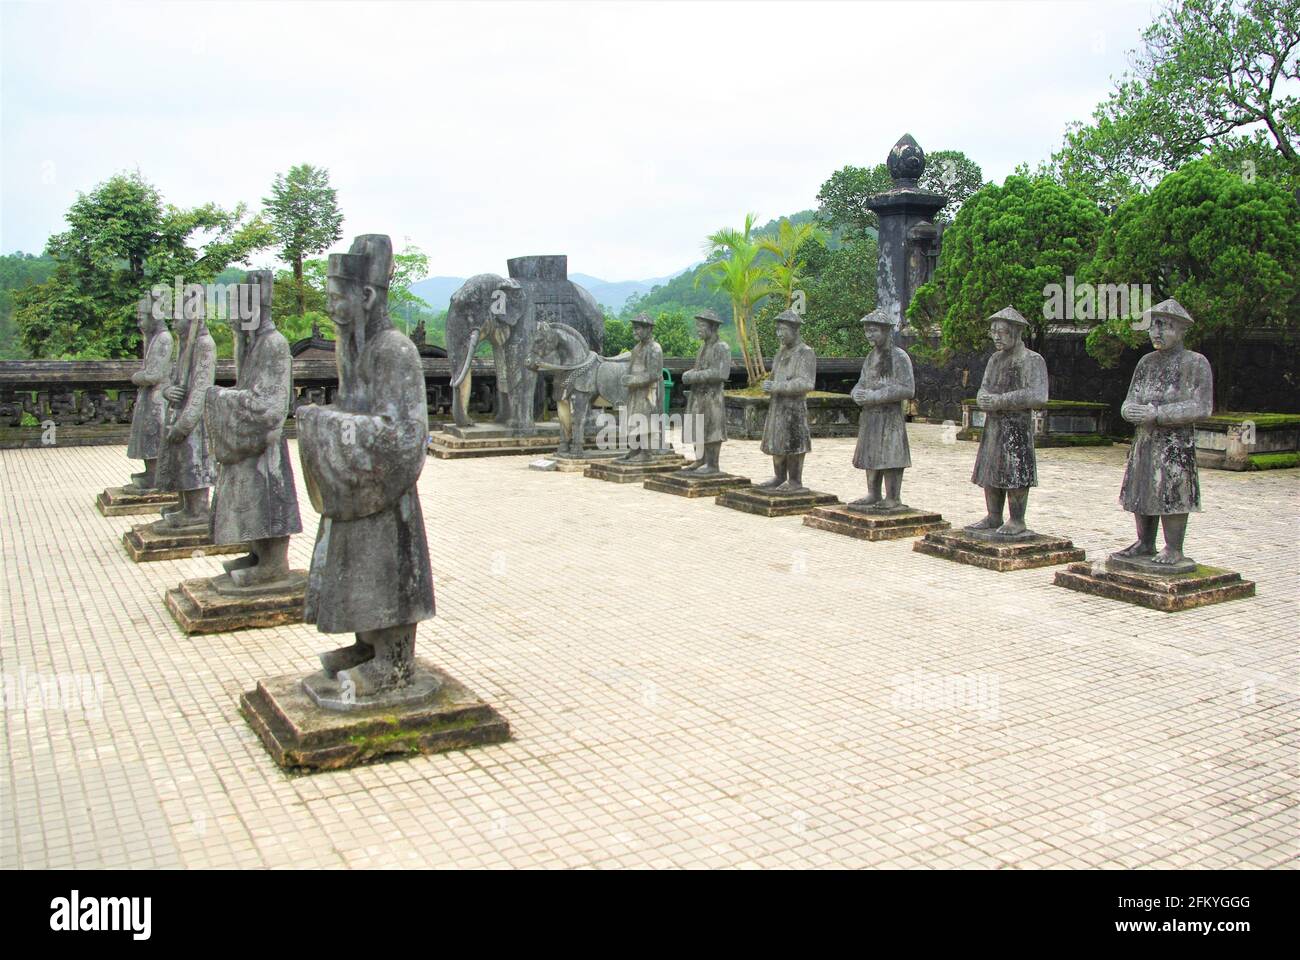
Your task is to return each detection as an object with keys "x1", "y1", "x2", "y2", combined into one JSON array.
[{"x1": 526, "y1": 321, "x2": 628, "y2": 455}]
